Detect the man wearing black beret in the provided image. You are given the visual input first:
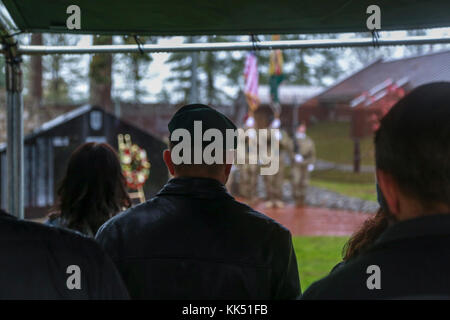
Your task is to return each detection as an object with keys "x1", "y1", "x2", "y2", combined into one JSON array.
[{"x1": 96, "y1": 104, "x2": 300, "y2": 299}]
